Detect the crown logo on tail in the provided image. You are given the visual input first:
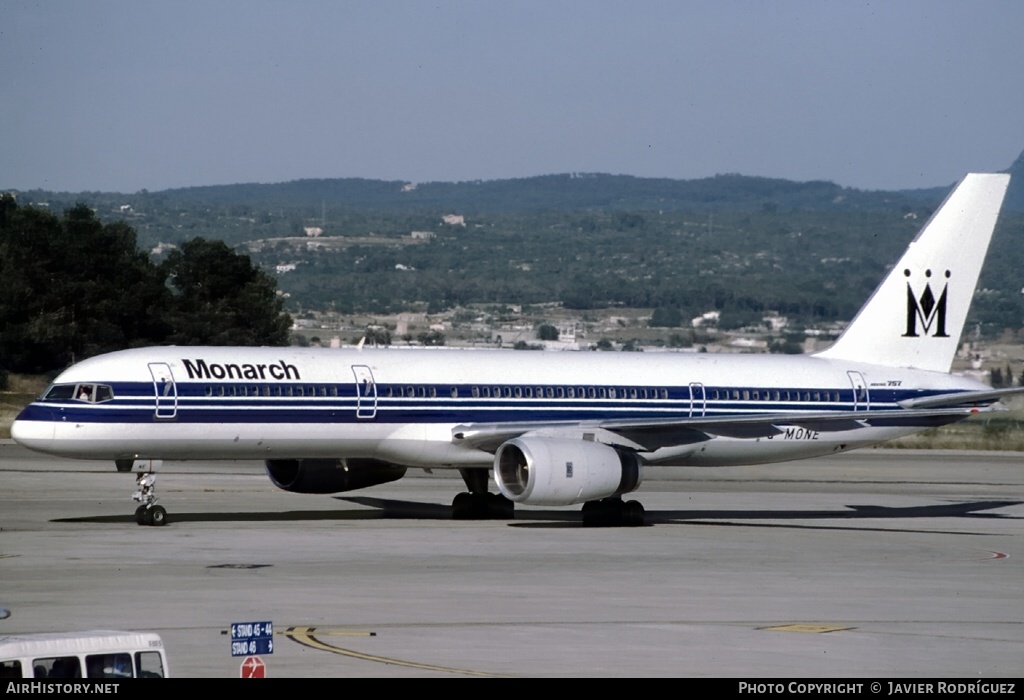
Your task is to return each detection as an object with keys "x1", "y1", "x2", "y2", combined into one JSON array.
[{"x1": 903, "y1": 268, "x2": 949, "y2": 338}]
